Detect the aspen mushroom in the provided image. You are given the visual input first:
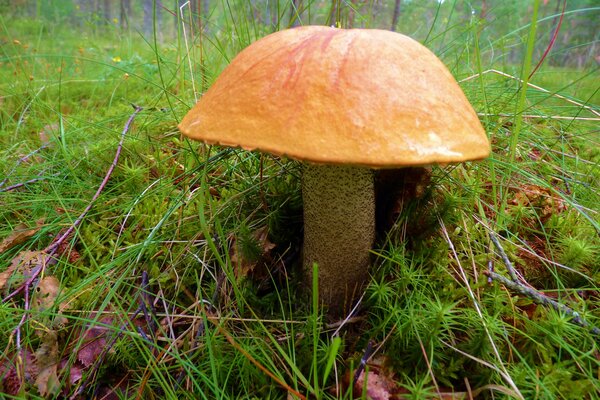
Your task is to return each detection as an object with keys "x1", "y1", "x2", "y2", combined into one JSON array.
[{"x1": 178, "y1": 26, "x2": 490, "y2": 316}]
